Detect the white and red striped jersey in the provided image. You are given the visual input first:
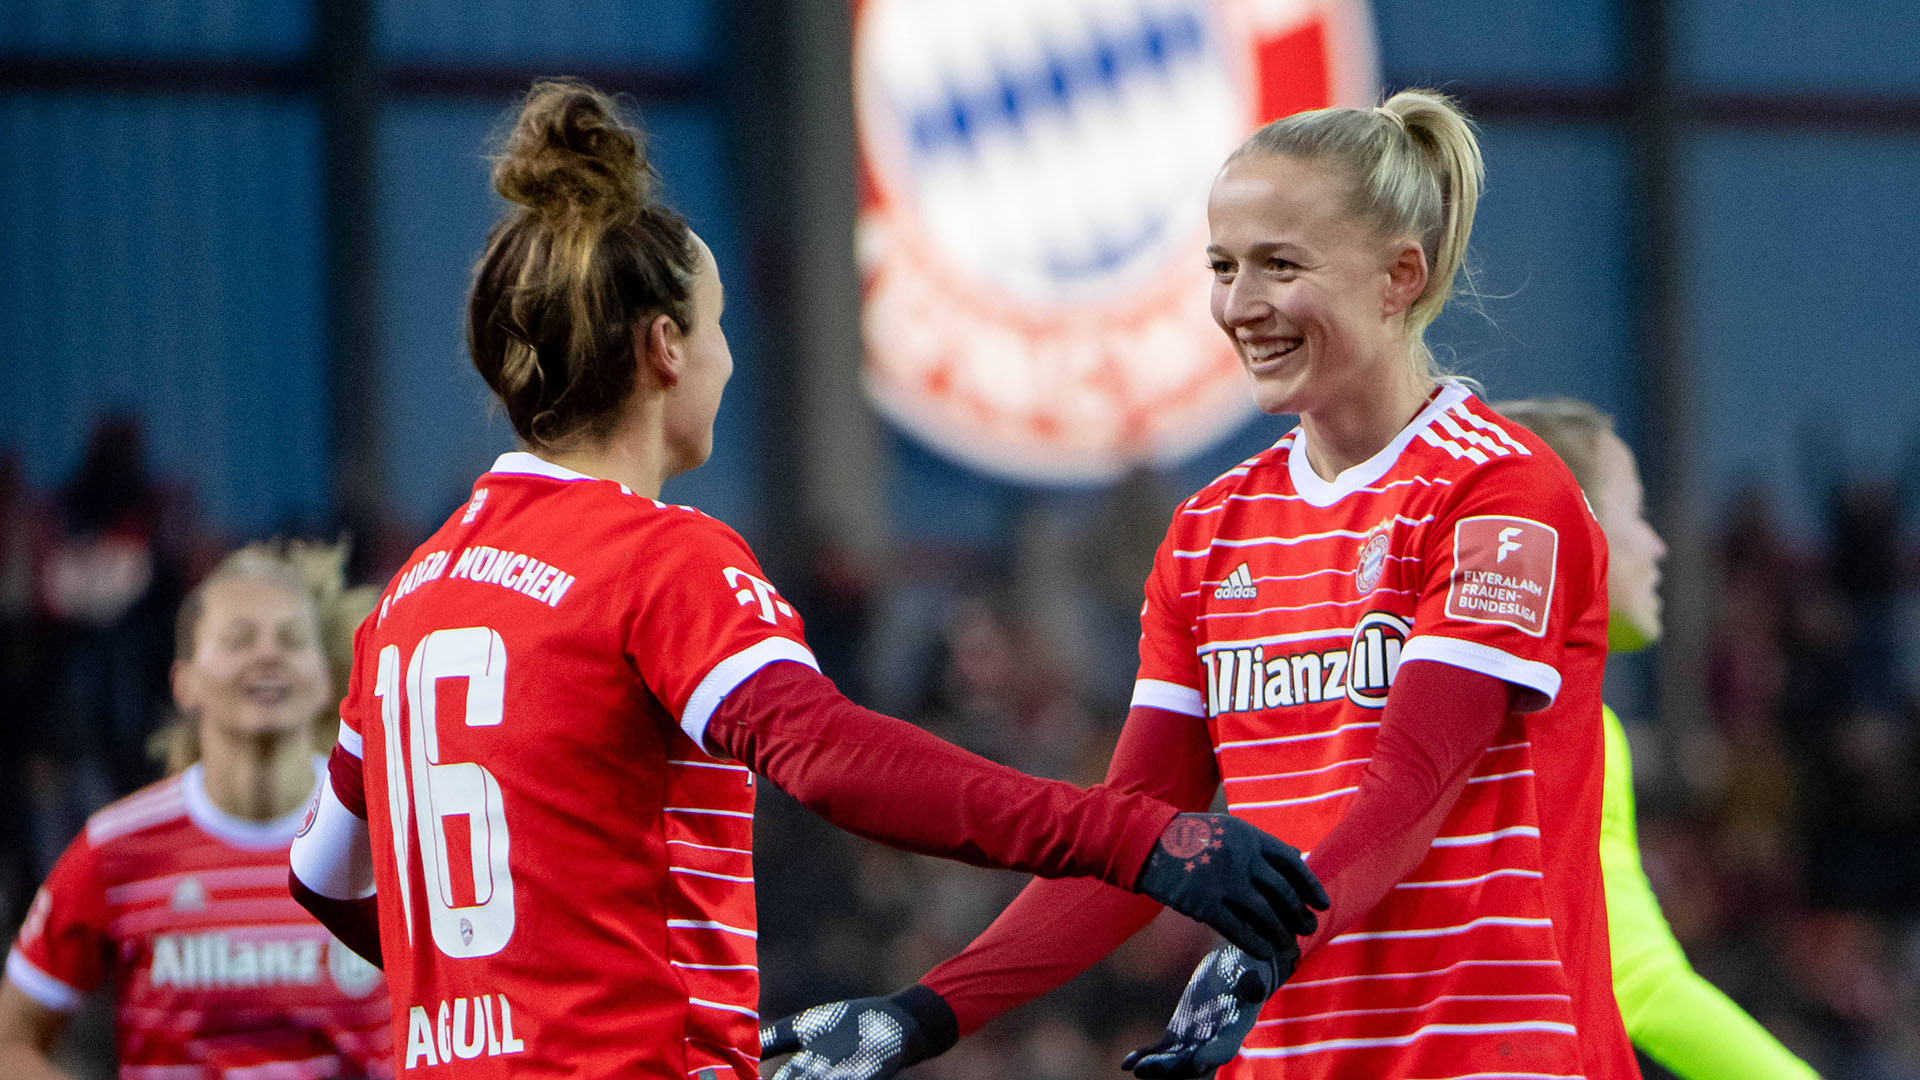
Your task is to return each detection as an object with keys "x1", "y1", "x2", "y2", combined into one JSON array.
[
  {"x1": 1134, "y1": 383, "x2": 1634, "y2": 1078},
  {"x1": 338, "y1": 452, "x2": 815, "y2": 1080},
  {"x1": 4, "y1": 763, "x2": 392, "y2": 1079}
]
